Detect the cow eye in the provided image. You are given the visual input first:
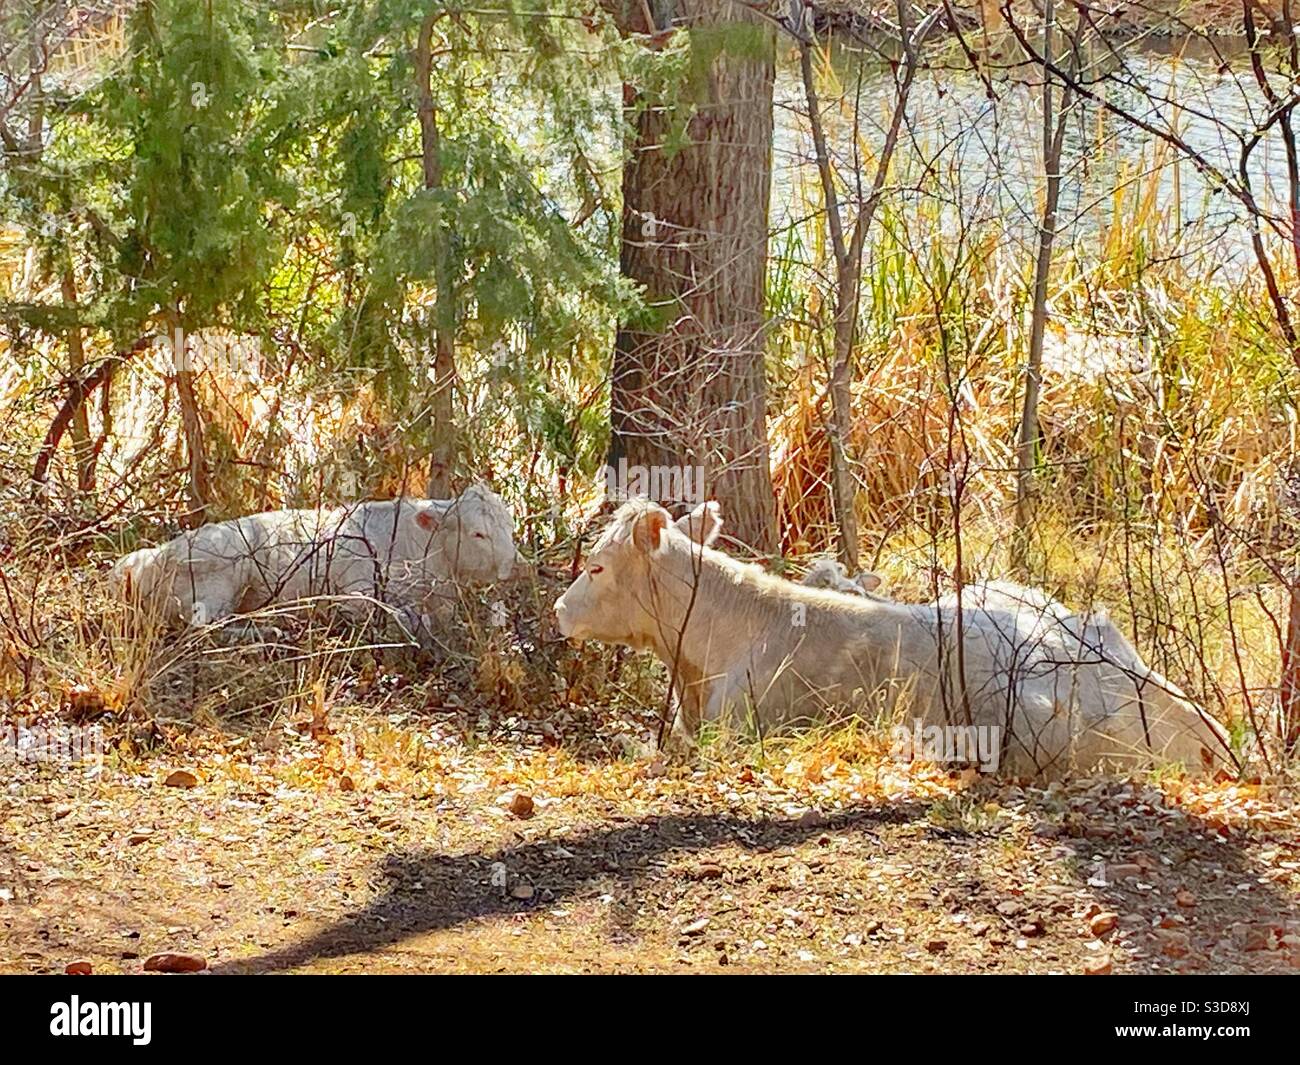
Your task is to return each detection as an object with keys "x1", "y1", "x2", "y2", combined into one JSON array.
[
  {"x1": 473, "y1": 531, "x2": 487, "y2": 539},
  {"x1": 588, "y1": 564, "x2": 604, "y2": 576}
]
